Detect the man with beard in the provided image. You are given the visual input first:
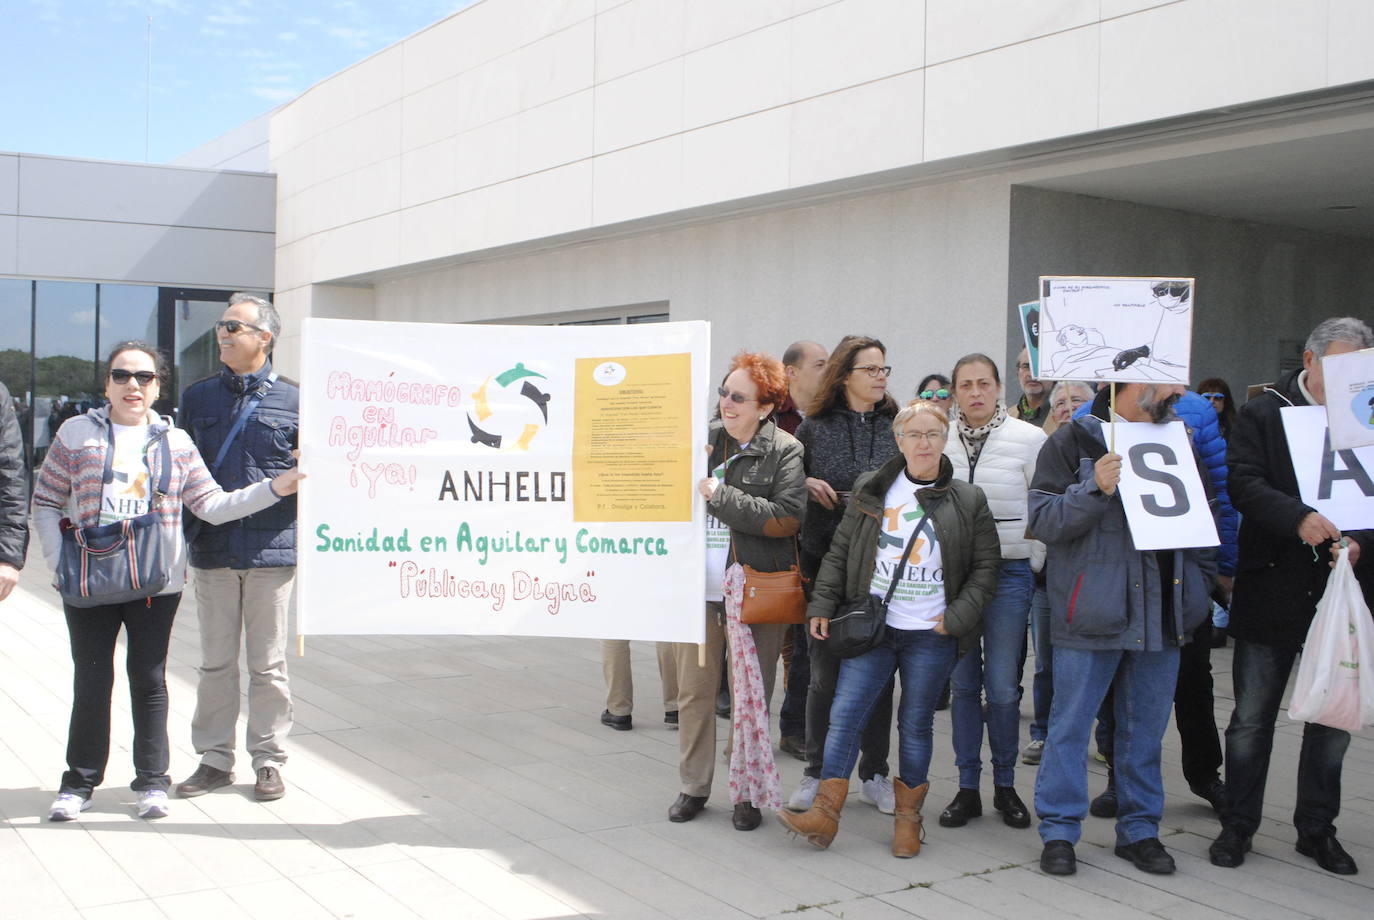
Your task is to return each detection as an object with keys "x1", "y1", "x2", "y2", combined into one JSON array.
[
  {"x1": 1028, "y1": 382, "x2": 1217, "y2": 876},
  {"x1": 1011, "y1": 346, "x2": 1049, "y2": 427}
]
